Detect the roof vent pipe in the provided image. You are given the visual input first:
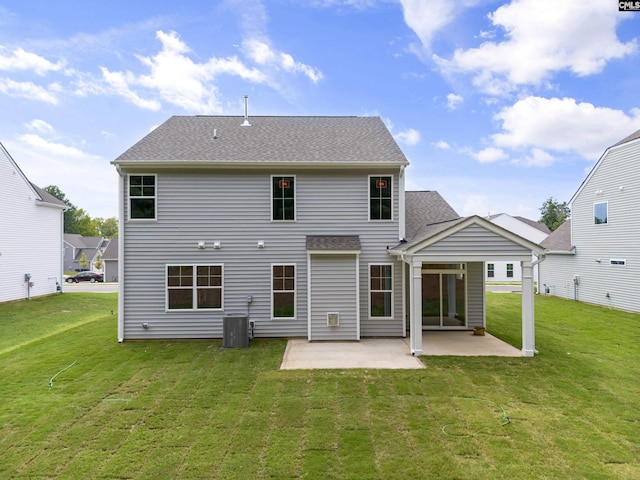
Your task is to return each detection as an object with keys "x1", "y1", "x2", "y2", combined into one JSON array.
[{"x1": 241, "y1": 95, "x2": 251, "y2": 127}]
